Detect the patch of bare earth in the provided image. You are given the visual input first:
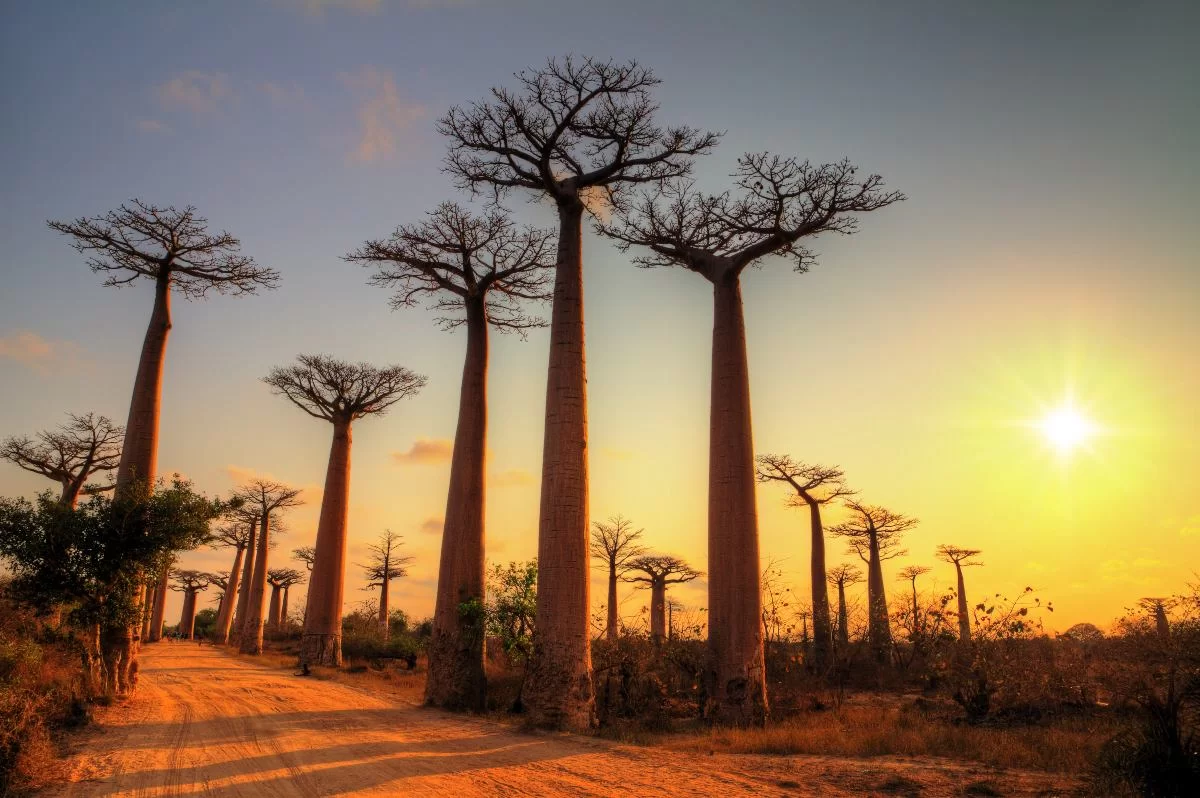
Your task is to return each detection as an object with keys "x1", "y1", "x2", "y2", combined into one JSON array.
[{"x1": 47, "y1": 645, "x2": 1081, "y2": 796}]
